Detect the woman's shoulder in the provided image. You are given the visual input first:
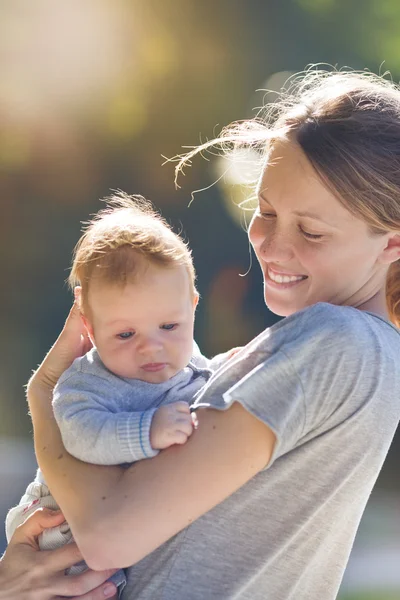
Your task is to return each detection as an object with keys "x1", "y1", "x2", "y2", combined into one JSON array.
[
  {"x1": 261, "y1": 302, "x2": 400, "y2": 360},
  {"x1": 275, "y1": 301, "x2": 396, "y2": 334}
]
